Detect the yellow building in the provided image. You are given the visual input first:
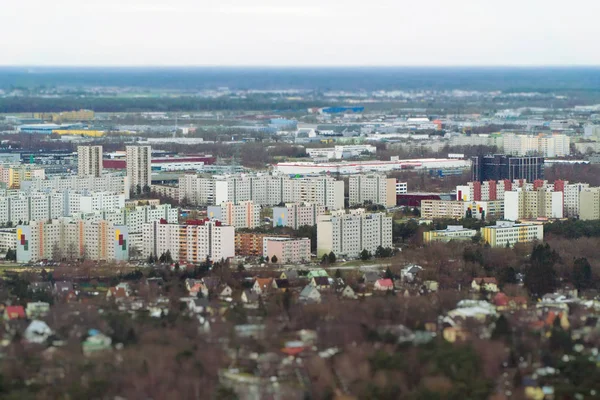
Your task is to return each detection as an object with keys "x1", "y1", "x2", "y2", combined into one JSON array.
[
  {"x1": 52, "y1": 130, "x2": 105, "y2": 137},
  {"x1": 481, "y1": 221, "x2": 543, "y2": 248},
  {"x1": 34, "y1": 109, "x2": 95, "y2": 123},
  {"x1": 423, "y1": 225, "x2": 477, "y2": 243}
]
